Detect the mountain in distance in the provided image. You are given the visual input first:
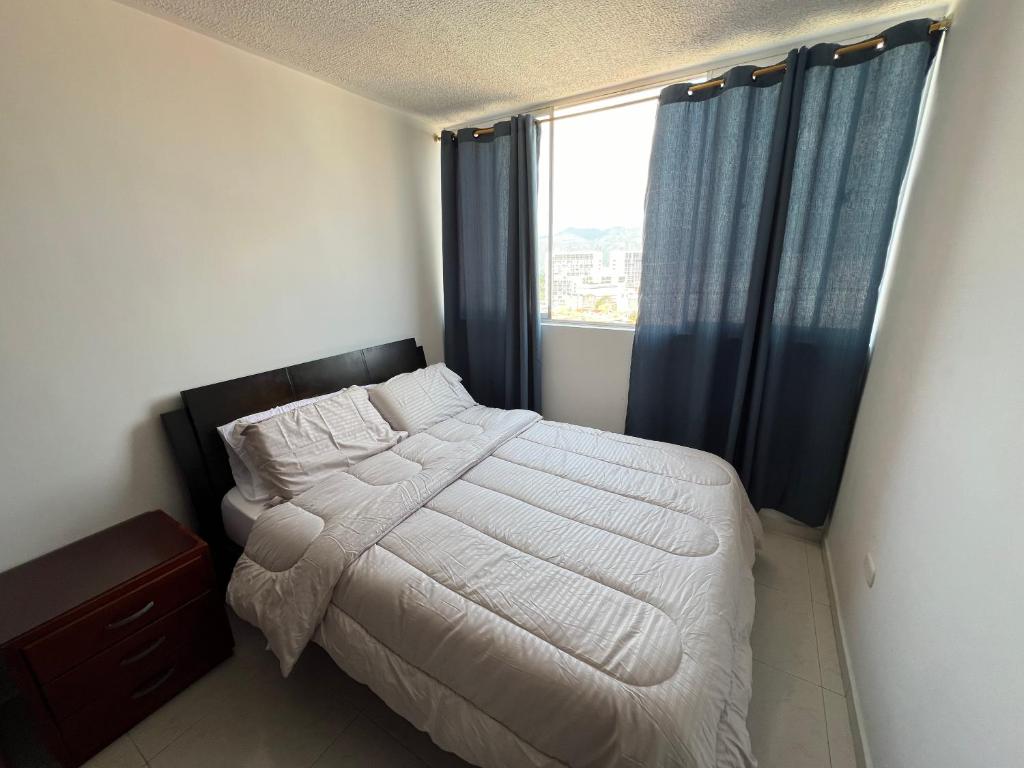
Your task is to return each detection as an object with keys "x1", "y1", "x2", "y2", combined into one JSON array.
[
  {"x1": 544, "y1": 226, "x2": 643, "y2": 254},
  {"x1": 558, "y1": 227, "x2": 609, "y2": 241}
]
